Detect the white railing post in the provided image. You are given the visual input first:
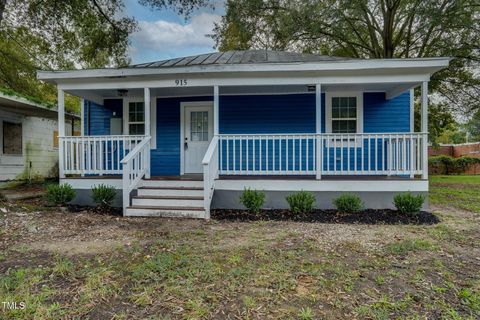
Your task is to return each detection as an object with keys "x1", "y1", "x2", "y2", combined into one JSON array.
[
  {"x1": 315, "y1": 84, "x2": 322, "y2": 179},
  {"x1": 120, "y1": 136, "x2": 151, "y2": 215},
  {"x1": 58, "y1": 89, "x2": 66, "y2": 178},
  {"x1": 421, "y1": 81, "x2": 429, "y2": 179},
  {"x1": 144, "y1": 88, "x2": 151, "y2": 179},
  {"x1": 202, "y1": 136, "x2": 219, "y2": 219}
]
